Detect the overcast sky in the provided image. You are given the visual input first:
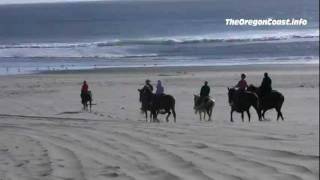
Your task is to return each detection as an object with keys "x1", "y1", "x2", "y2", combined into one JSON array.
[{"x1": 0, "y1": 0, "x2": 111, "y2": 5}]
